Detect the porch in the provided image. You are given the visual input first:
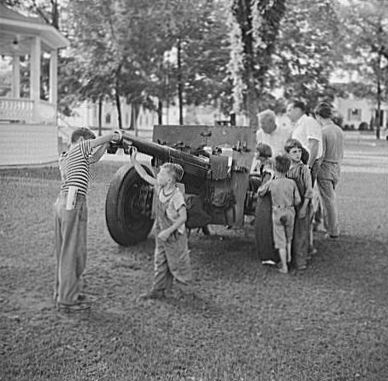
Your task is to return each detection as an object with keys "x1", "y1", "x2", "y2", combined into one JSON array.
[
  {"x1": 0, "y1": 3, "x2": 69, "y2": 166},
  {"x1": 0, "y1": 98, "x2": 56, "y2": 125}
]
